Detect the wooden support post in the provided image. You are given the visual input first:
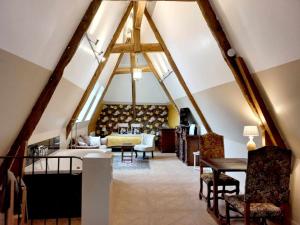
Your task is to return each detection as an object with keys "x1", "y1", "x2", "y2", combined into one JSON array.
[
  {"x1": 143, "y1": 53, "x2": 179, "y2": 113},
  {"x1": 1, "y1": 0, "x2": 103, "y2": 177},
  {"x1": 66, "y1": 3, "x2": 133, "y2": 137},
  {"x1": 145, "y1": 9, "x2": 212, "y2": 132},
  {"x1": 196, "y1": 0, "x2": 286, "y2": 147},
  {"x1": 130, "y1": 52, "x2": 137, "y2": 119},
  {"x1": 133, "y1": 1, "x2": 146, "y2": 52}
]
